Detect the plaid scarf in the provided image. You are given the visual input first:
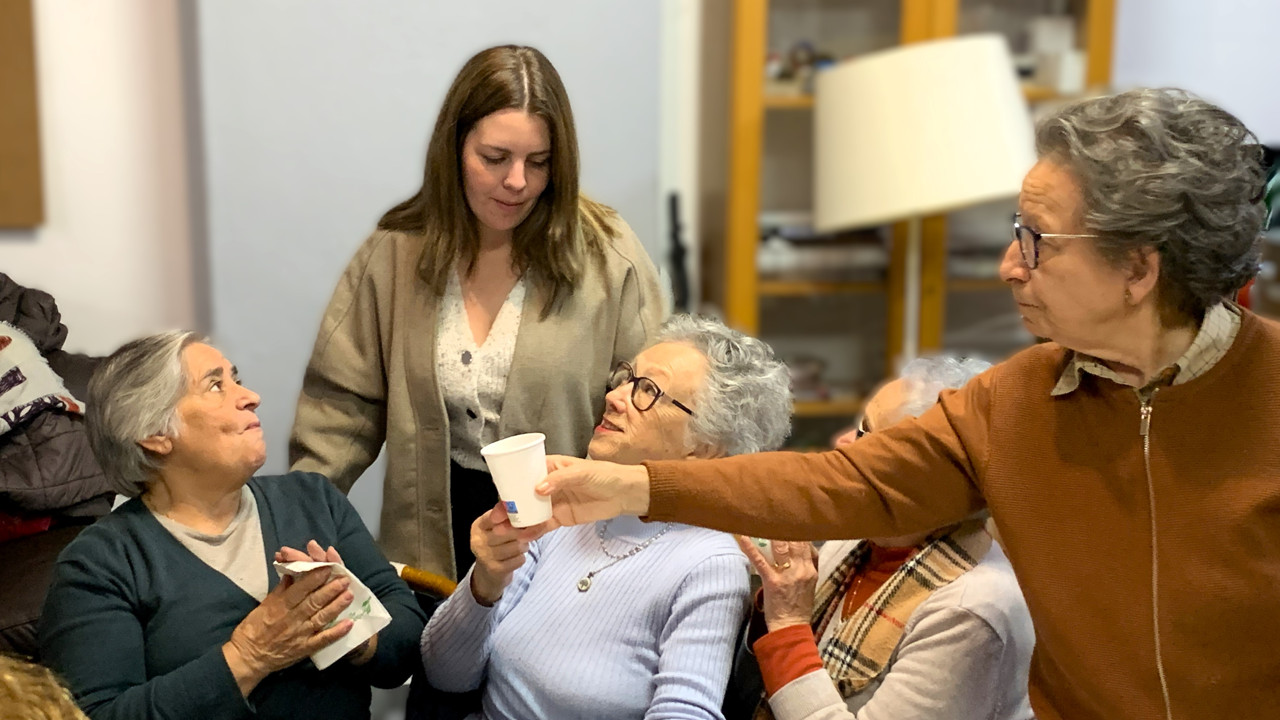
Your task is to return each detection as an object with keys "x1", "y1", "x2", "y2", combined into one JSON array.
[{"x1": 810, "y1": 519, "x2": 992, "y2": 697}]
